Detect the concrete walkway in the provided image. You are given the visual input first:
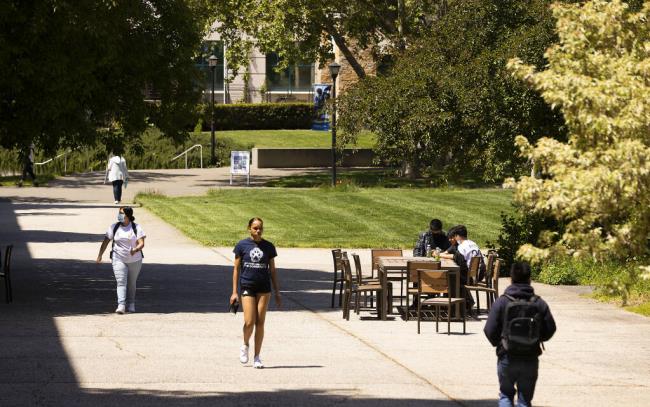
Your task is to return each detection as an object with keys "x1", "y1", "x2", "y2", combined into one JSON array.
[
  {"x1": 1, "y1": 172, "x2": 649, "y2": 406},
  {"x1": 0, "y1": 167, "x2": 345, "y2": 202}
]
